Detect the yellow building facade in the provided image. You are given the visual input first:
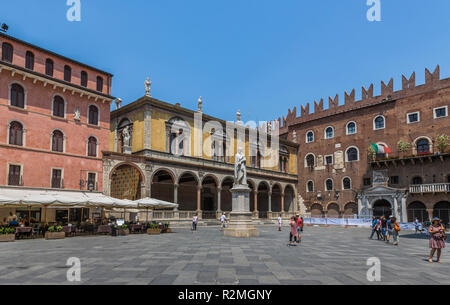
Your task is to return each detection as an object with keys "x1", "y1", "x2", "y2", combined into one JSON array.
[{"x1": 103, "y1": 95, "x2": 299, "y2": 221}]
